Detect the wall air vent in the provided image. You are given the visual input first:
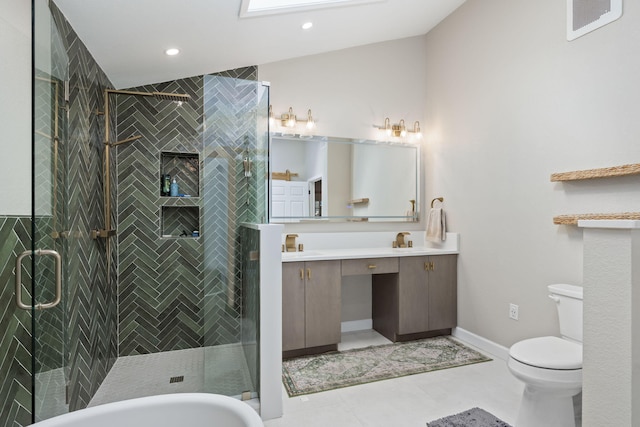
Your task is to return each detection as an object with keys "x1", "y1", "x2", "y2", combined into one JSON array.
[{"x1": 567, "y1": 0, "x2": 622, "y2": 41}]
